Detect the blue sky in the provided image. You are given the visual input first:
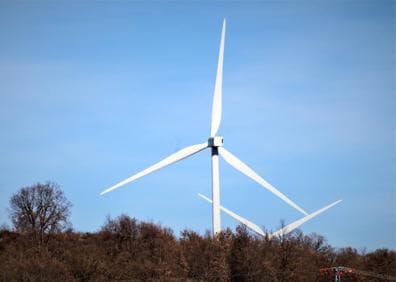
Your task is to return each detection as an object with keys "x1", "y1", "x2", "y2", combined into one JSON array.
[{"x1": 0, "y1": 1, "x2": 395, "y2": 250}]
